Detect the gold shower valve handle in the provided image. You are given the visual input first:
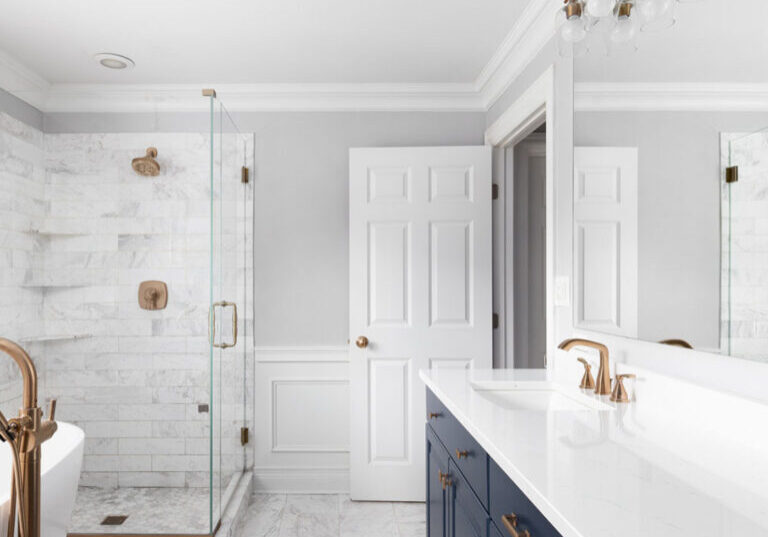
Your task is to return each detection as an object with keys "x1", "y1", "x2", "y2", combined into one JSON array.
[
  {"x1": 610, "y1": 373, "x2": 637, "y2": 403},
  {"x1": 355, "y1": 336, "x2": 369, "y2": 349}
]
